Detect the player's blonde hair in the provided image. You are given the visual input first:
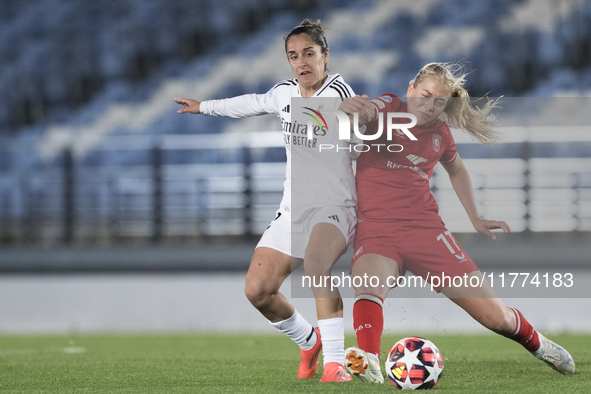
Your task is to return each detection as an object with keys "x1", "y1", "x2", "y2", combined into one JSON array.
[{"x1": 412, "y1": 62, "x2": 501, "y2": 145}]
